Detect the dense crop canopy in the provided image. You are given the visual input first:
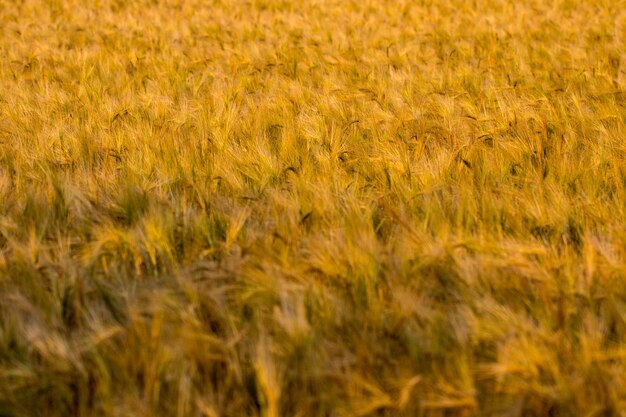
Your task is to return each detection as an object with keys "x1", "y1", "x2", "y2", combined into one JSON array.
[{"x1": 0, "y1": 0, "x2": 626, "y2": 416}]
